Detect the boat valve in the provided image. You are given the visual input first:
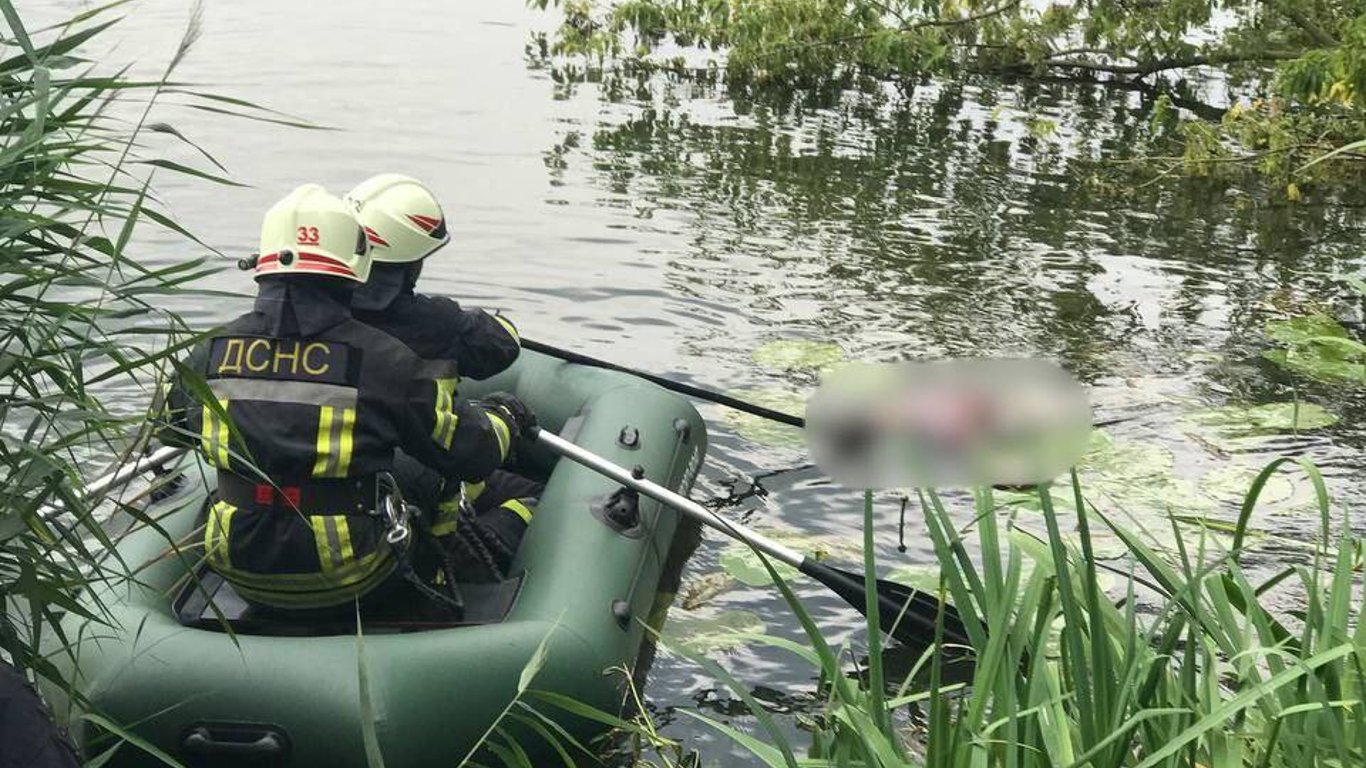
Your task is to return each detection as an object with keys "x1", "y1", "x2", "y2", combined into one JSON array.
[{"x1": 603, "y1": 486, "x2": 641, "y2": 530}]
